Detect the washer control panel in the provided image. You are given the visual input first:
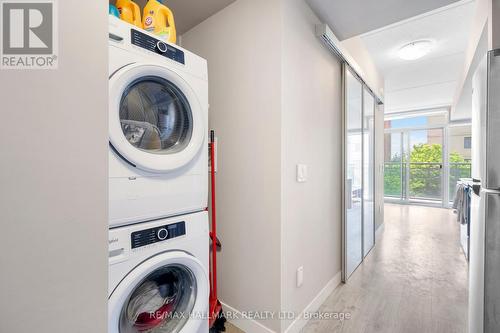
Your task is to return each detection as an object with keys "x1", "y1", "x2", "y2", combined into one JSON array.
[
  {"x1": 131, "y1": 221, "x2": 186, "y2": 249},
  {"x1": 130, "y1": 29, "x2": 185, "y2": 64}
]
